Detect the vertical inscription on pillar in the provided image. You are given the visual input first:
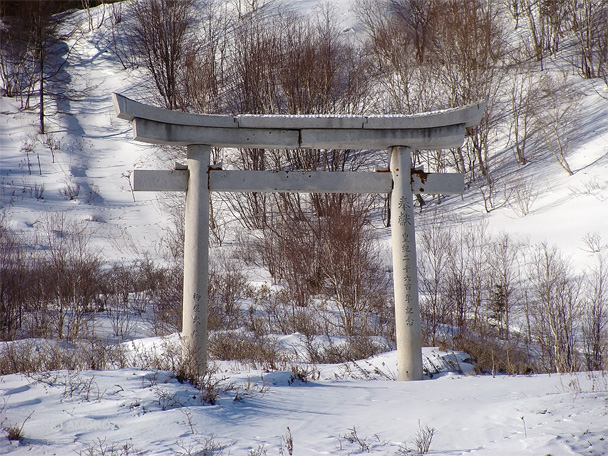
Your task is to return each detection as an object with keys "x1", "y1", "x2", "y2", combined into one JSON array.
[{"x1": 396, "y1": 195, "x2": 415, "y2": 326}]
